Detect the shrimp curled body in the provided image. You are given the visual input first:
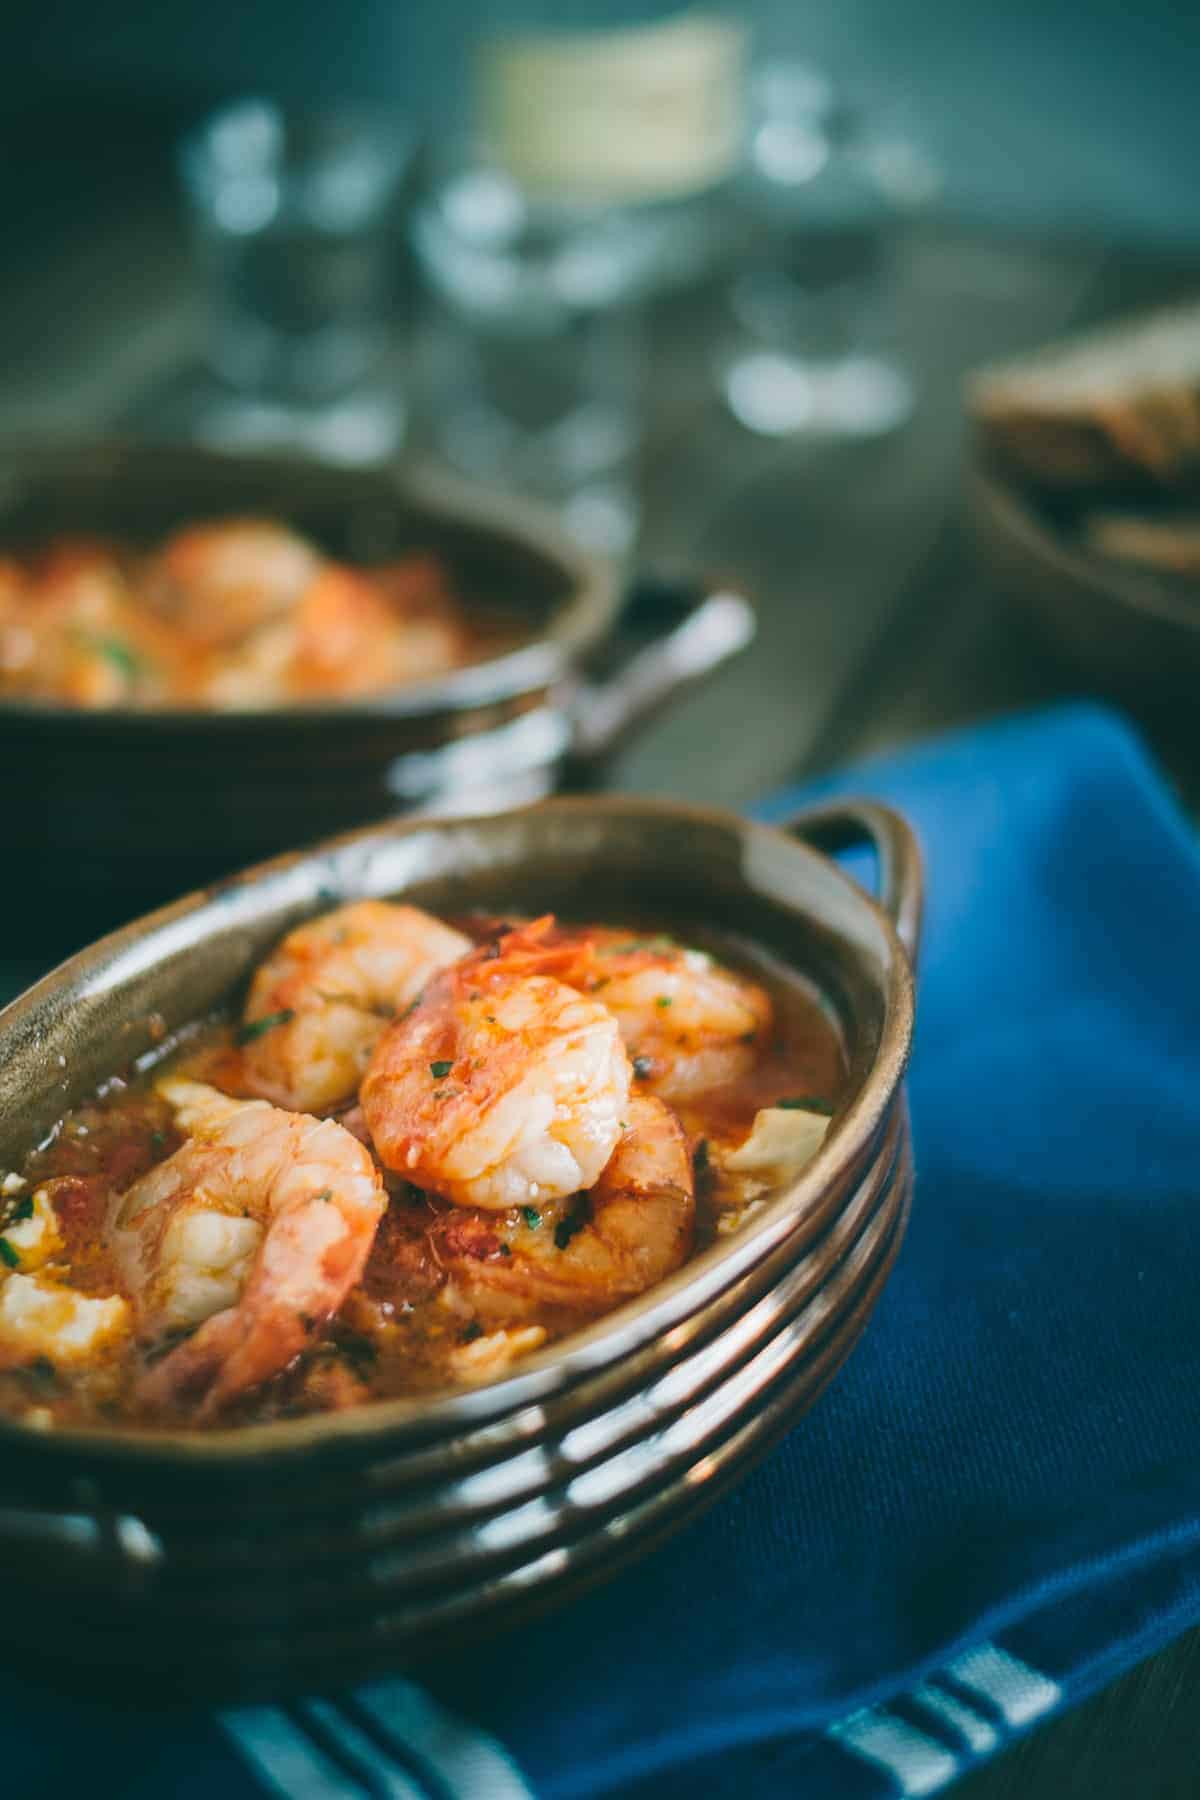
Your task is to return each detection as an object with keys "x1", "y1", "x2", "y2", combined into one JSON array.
[
  {"x1": 472, "y1": 920, "x2": 774, "y2": 1103},
  {"x1": 242, "y1": 901, "x2": 471, "y2": 1113},
  {"x1": 411, "y1": 1096, "x2": 695, "y2": 1325},
  {"x1": 111, "y1": 1080, "x2": 385, "y2": 1415},
  {"x1": 361, "y1": 948, "x2": 632, "y2": 1212}
]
